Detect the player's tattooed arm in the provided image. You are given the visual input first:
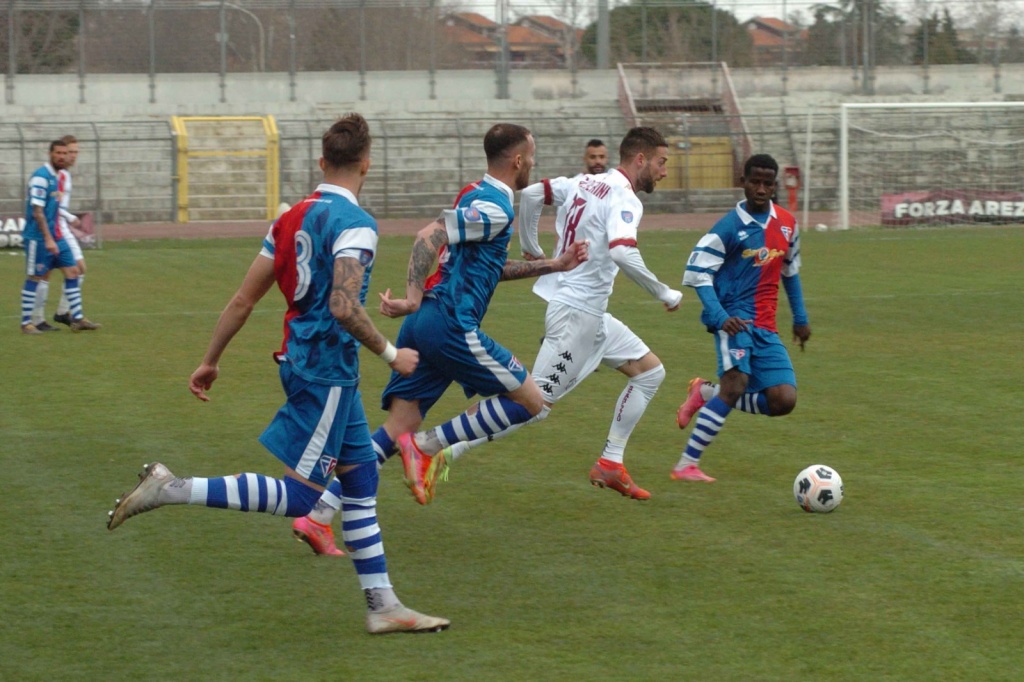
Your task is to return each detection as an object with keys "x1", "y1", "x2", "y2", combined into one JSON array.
[
  {"x1": 408, "y1": 220, "x2": 448, "y2": 293},
  {"x1": 380, "y1": 218, "x2": 448, "y2": 318},
  {"x1": 499, "y1": 239, "x2": 590, "y2": 281},
  {"x1": 331, "y1": 256, "x2": 388, "y2": 355}
]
